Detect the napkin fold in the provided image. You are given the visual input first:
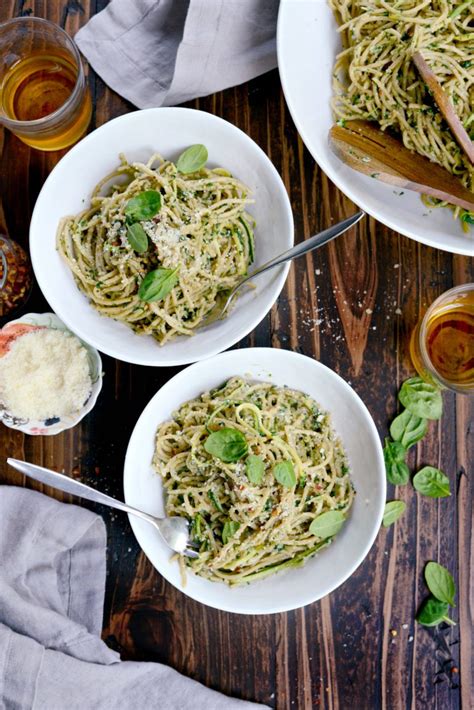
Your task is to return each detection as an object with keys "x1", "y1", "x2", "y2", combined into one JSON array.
[
  {"x1": 0, "y1": 486, "x2": 263, "y2": 709},
  {"x1": 75, "y1": 0, "x2": 279, "y2": 108}
]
